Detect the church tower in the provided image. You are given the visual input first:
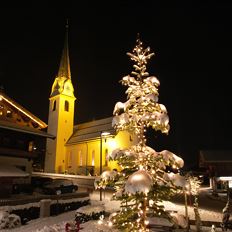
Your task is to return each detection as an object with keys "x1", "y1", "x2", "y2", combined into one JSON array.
[{"x1": 45, "y1": 22, "x2": 76, "y2": 173}]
